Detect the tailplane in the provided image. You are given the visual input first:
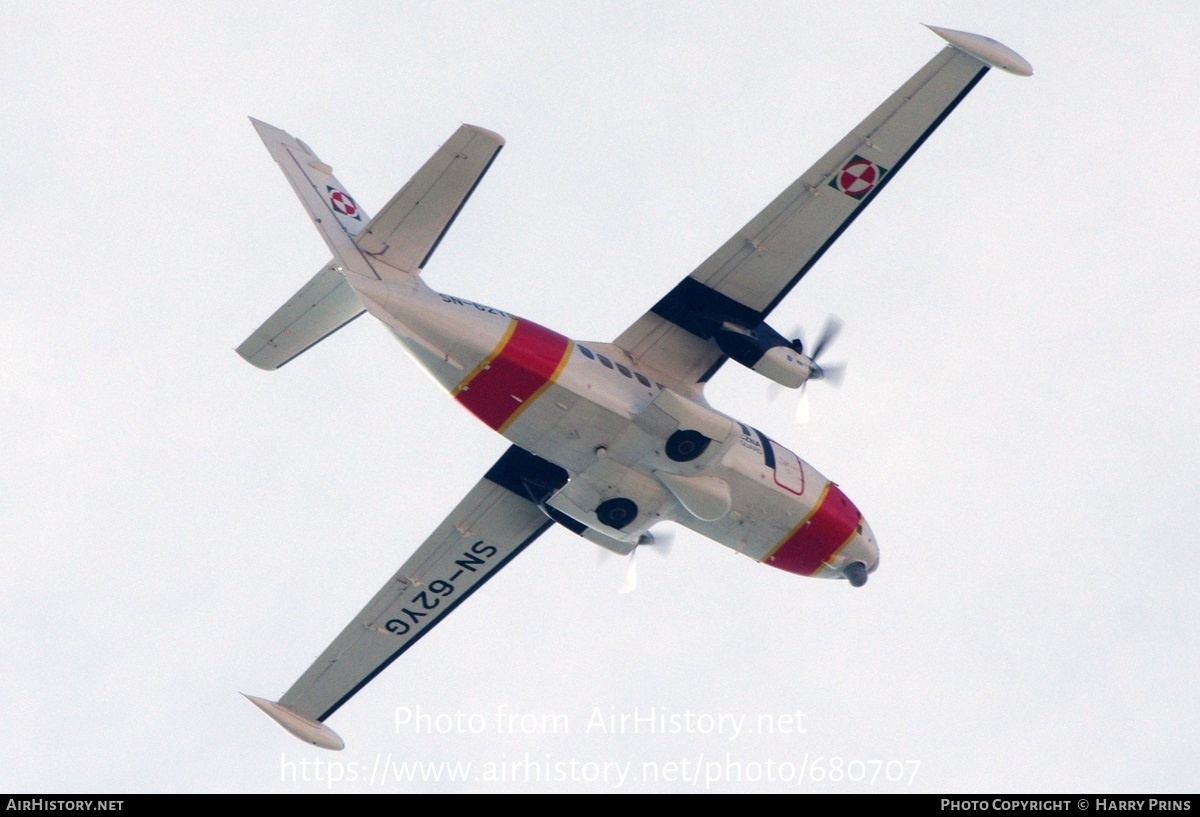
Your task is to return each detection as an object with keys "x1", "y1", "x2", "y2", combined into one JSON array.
[
  {"x1": 235, "y1": 262, "x2": 365, "y2": 370},
  {"x1": 237, "y1": 120, "x2": 505, "y2": 370}
]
